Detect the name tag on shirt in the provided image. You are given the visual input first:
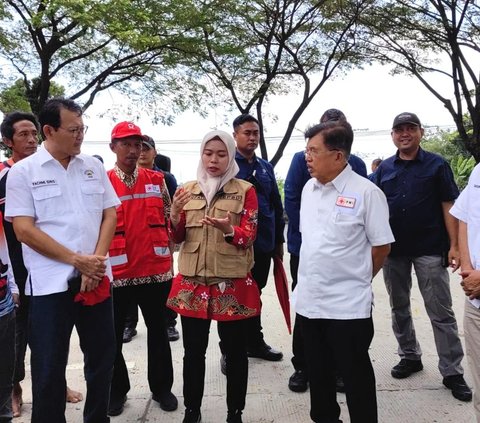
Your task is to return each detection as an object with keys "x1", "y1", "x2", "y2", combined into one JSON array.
[
  {"x1": 145, "y1": 184, "x2": 160, "y2": 193},
  {"x1": 336, "y1": 196, "x2": 356, "y2": 208},
  {"x1": 32, "y1": 179, "x2": 57, "y2": 187}
]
